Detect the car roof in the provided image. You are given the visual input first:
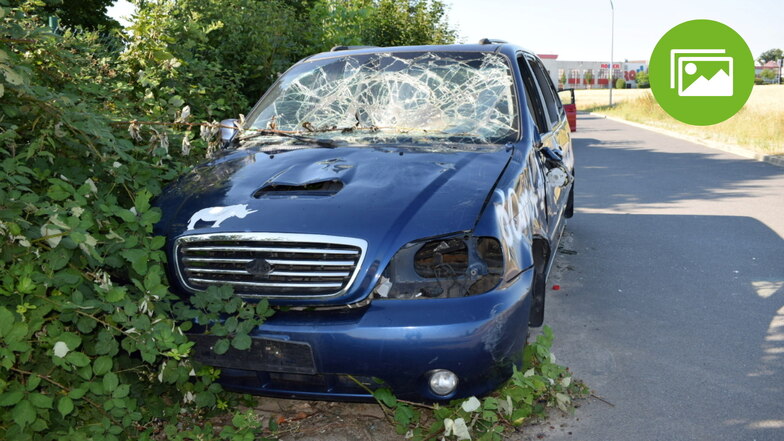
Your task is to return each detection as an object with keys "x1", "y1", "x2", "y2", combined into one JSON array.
[{"x1": 303, "y1": 43, "x2": 533, "y2": 63}]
